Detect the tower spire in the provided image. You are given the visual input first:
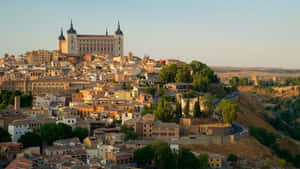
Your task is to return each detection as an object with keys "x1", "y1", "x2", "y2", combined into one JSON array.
[
  {"x1": 118, "y1": 20, "x2": 120, "y2": 30},
  {"x1": 67, "y1": 19, "x2": 77, "y2": 34},
  {"x1": 58, "y1": 27, "x2": 65, "y2": 40},
  {"x1": 106, "y1": 27, "x2": 108, "y2": 36}
]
